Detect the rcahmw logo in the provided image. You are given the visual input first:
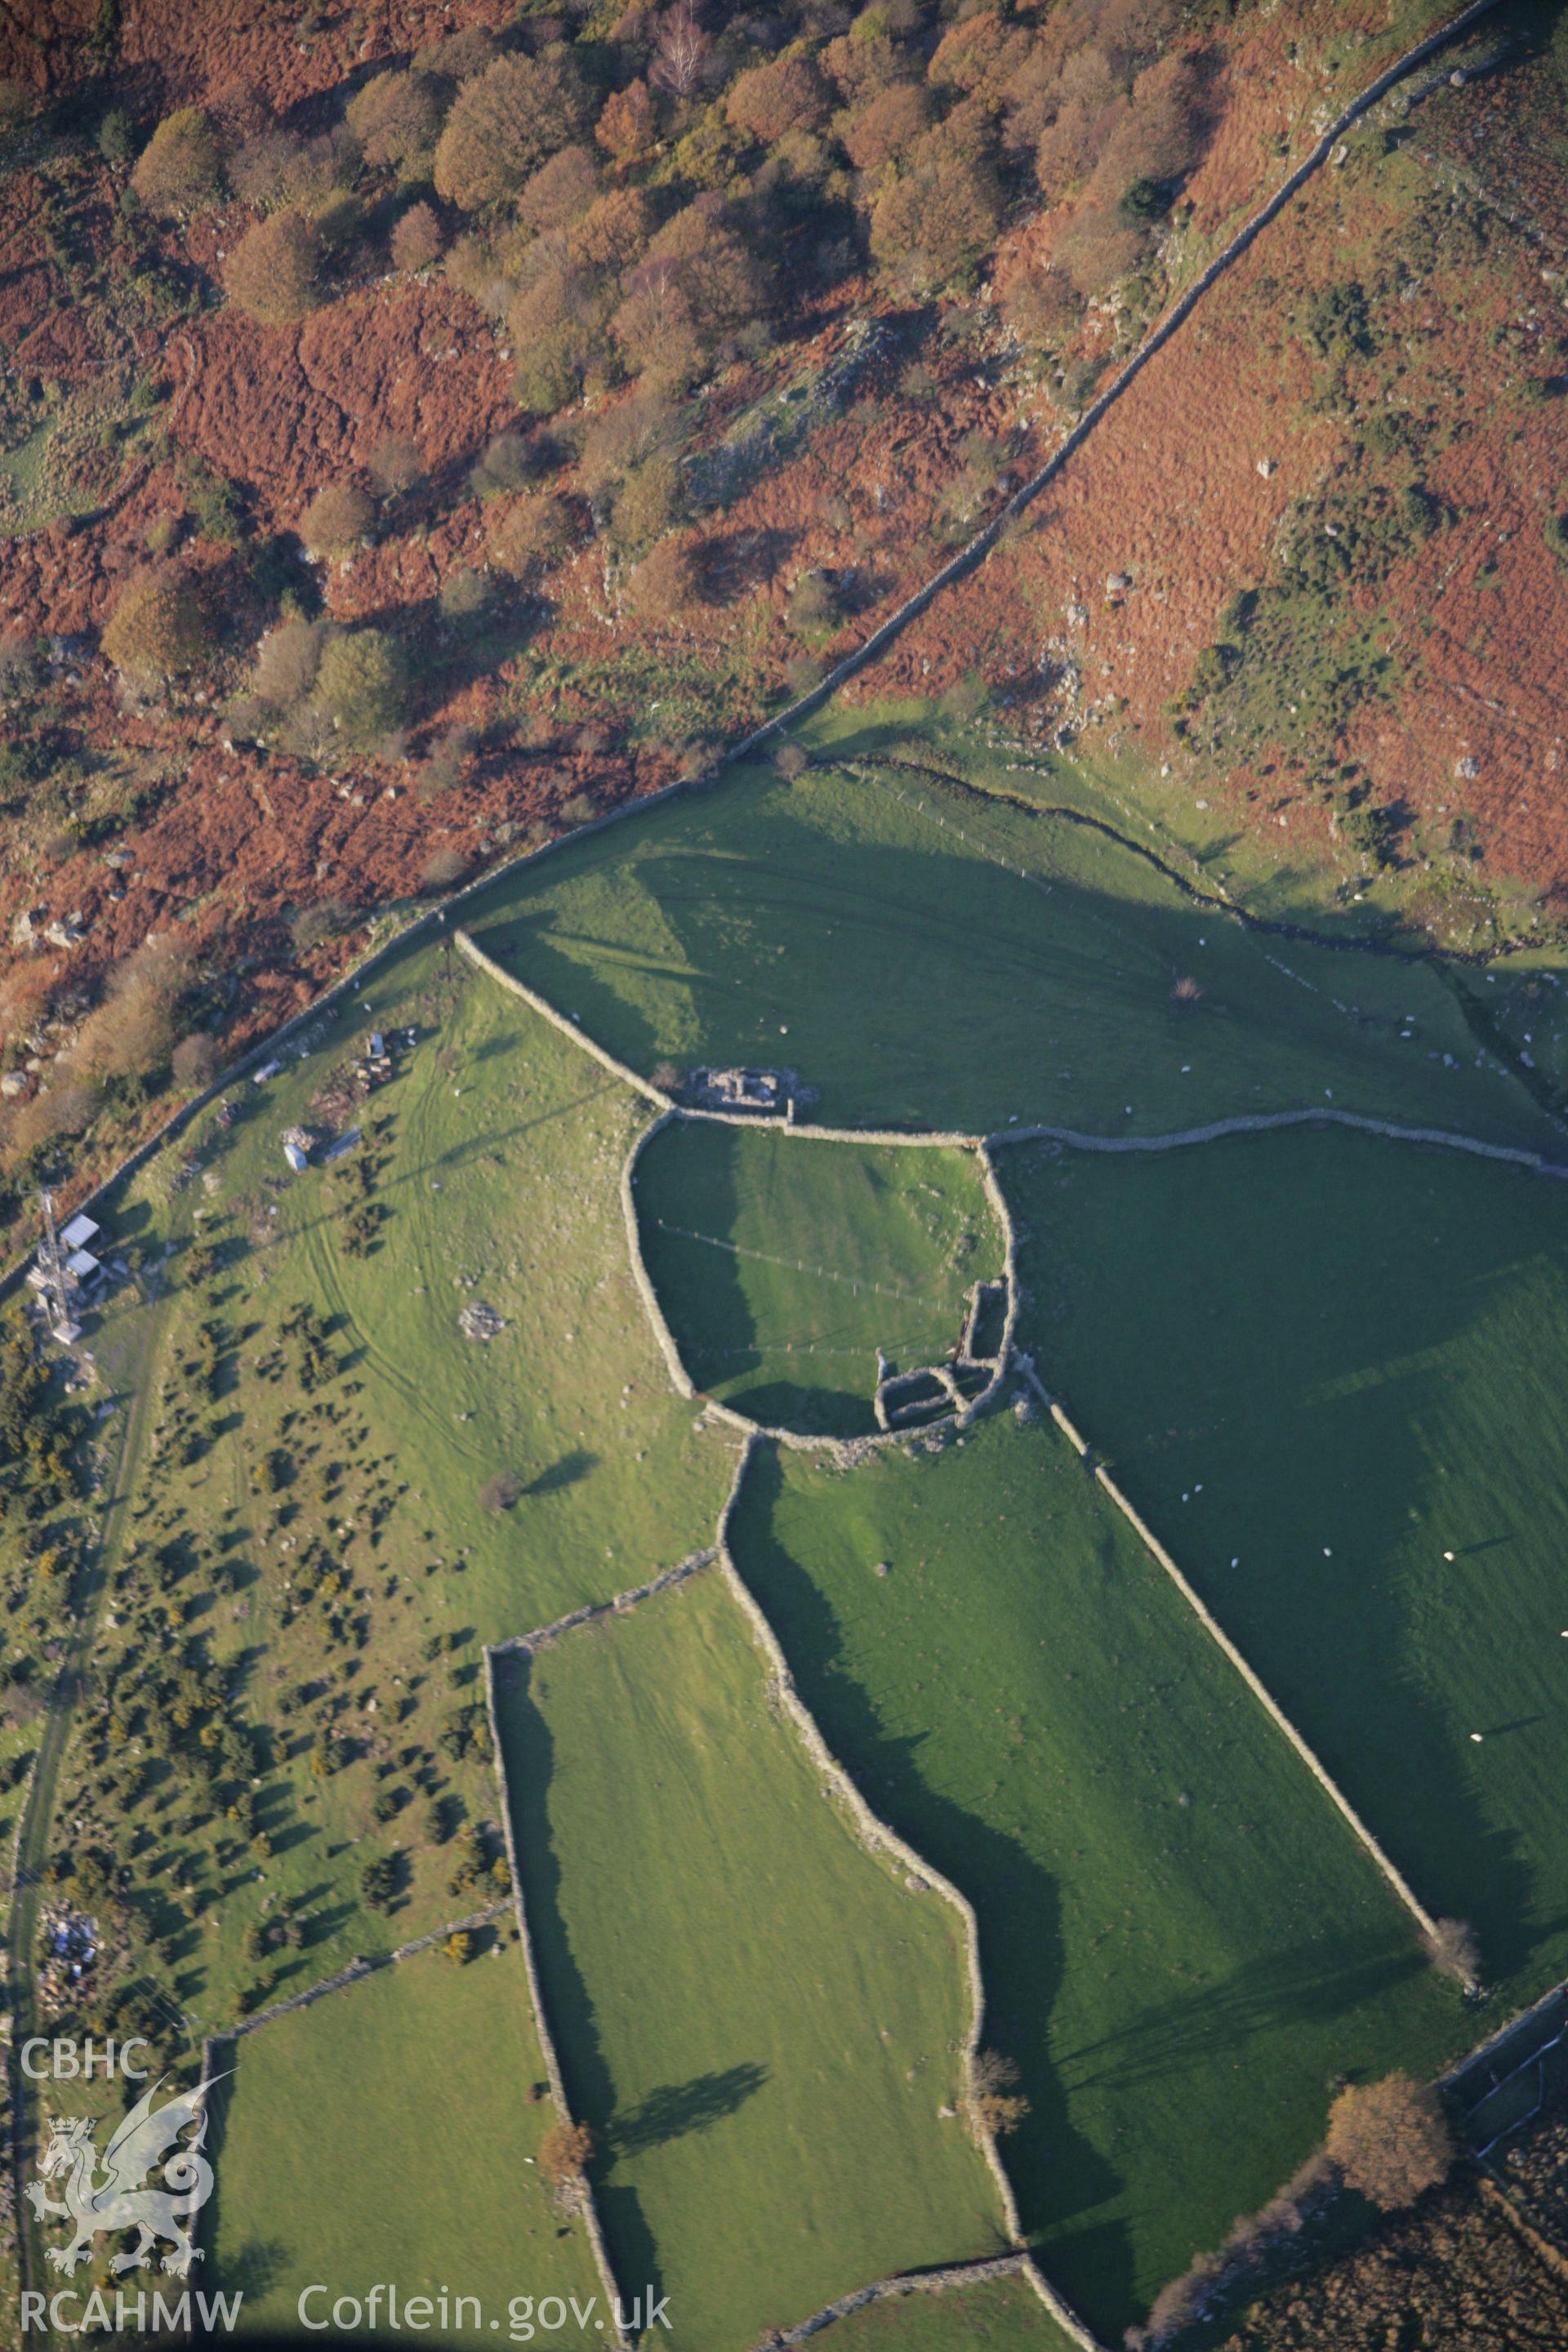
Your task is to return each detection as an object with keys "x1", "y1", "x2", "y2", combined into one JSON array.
[
  {"x1": 23, "y1": 2287, "x2": 242, "y2": 2336},
  {"x1": 24, "y1": 2070, "x2": 234, "y2": 2310}
]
